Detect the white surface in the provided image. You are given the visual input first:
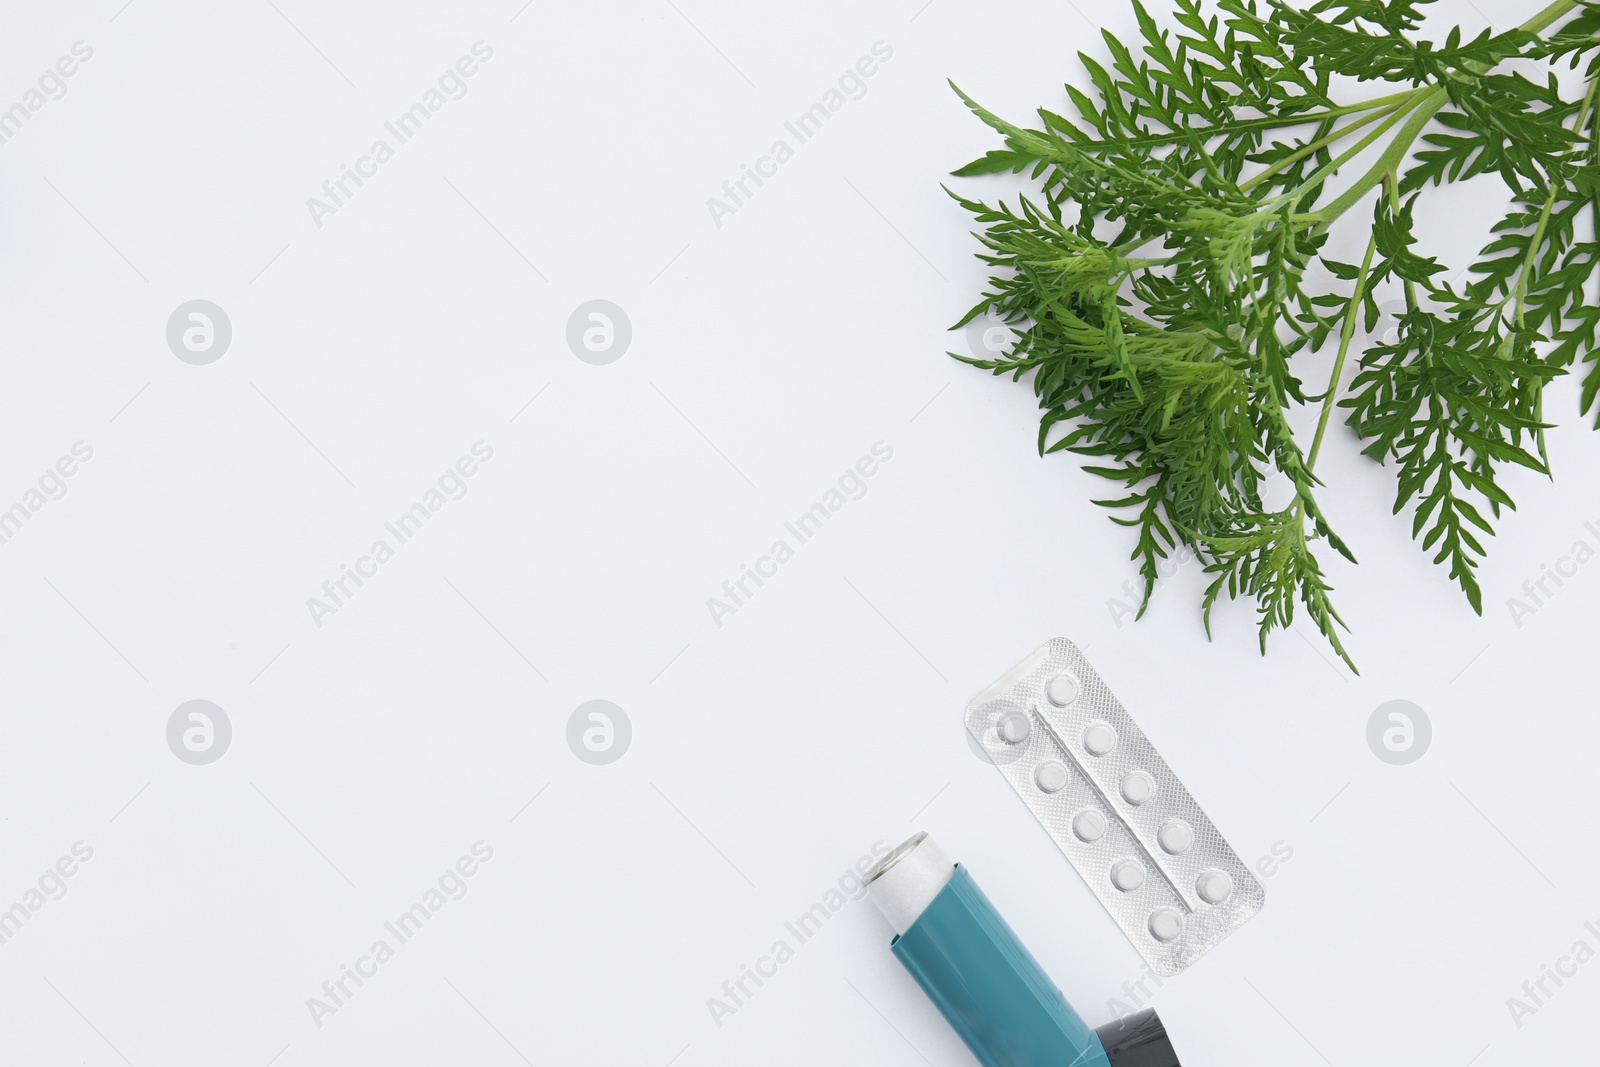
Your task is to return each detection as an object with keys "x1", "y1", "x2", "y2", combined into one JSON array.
[
  {"x1": 866, "y1": 834, "x2": 953, "y2": 937},
  {"x1": 0, "y1": 0, "x2": 1597, "y2": 1065}
]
